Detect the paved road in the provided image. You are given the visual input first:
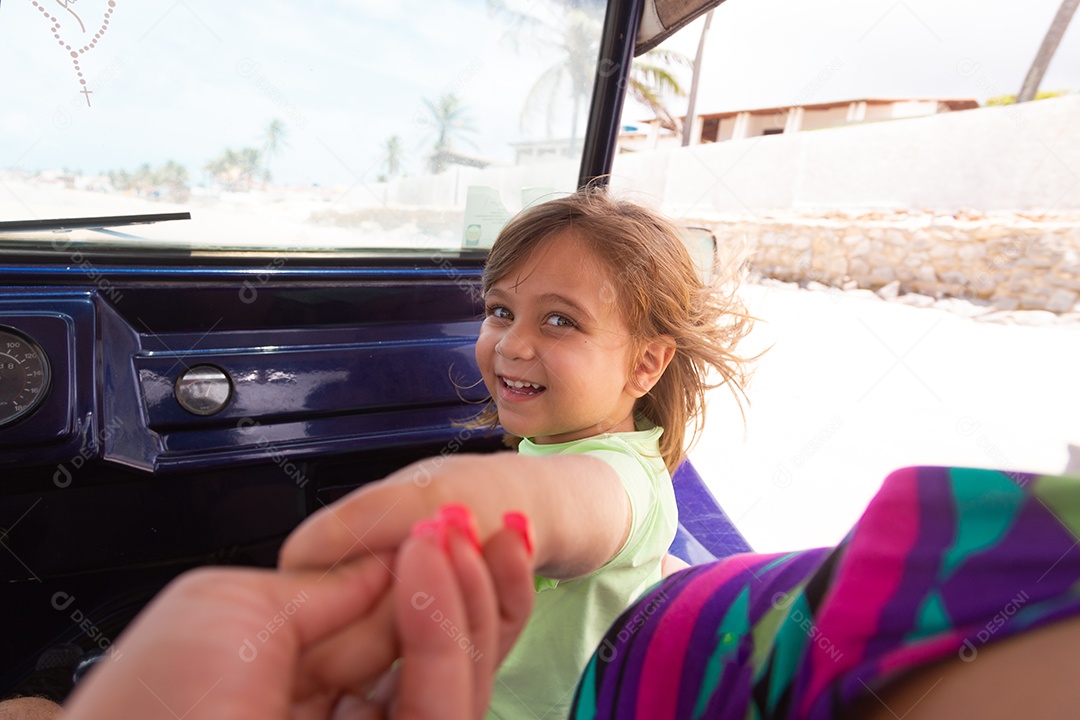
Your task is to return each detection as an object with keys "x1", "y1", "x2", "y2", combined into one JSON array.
[{"x1": 690, "y1": 281, "x2": 1080, "y2": 553}]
